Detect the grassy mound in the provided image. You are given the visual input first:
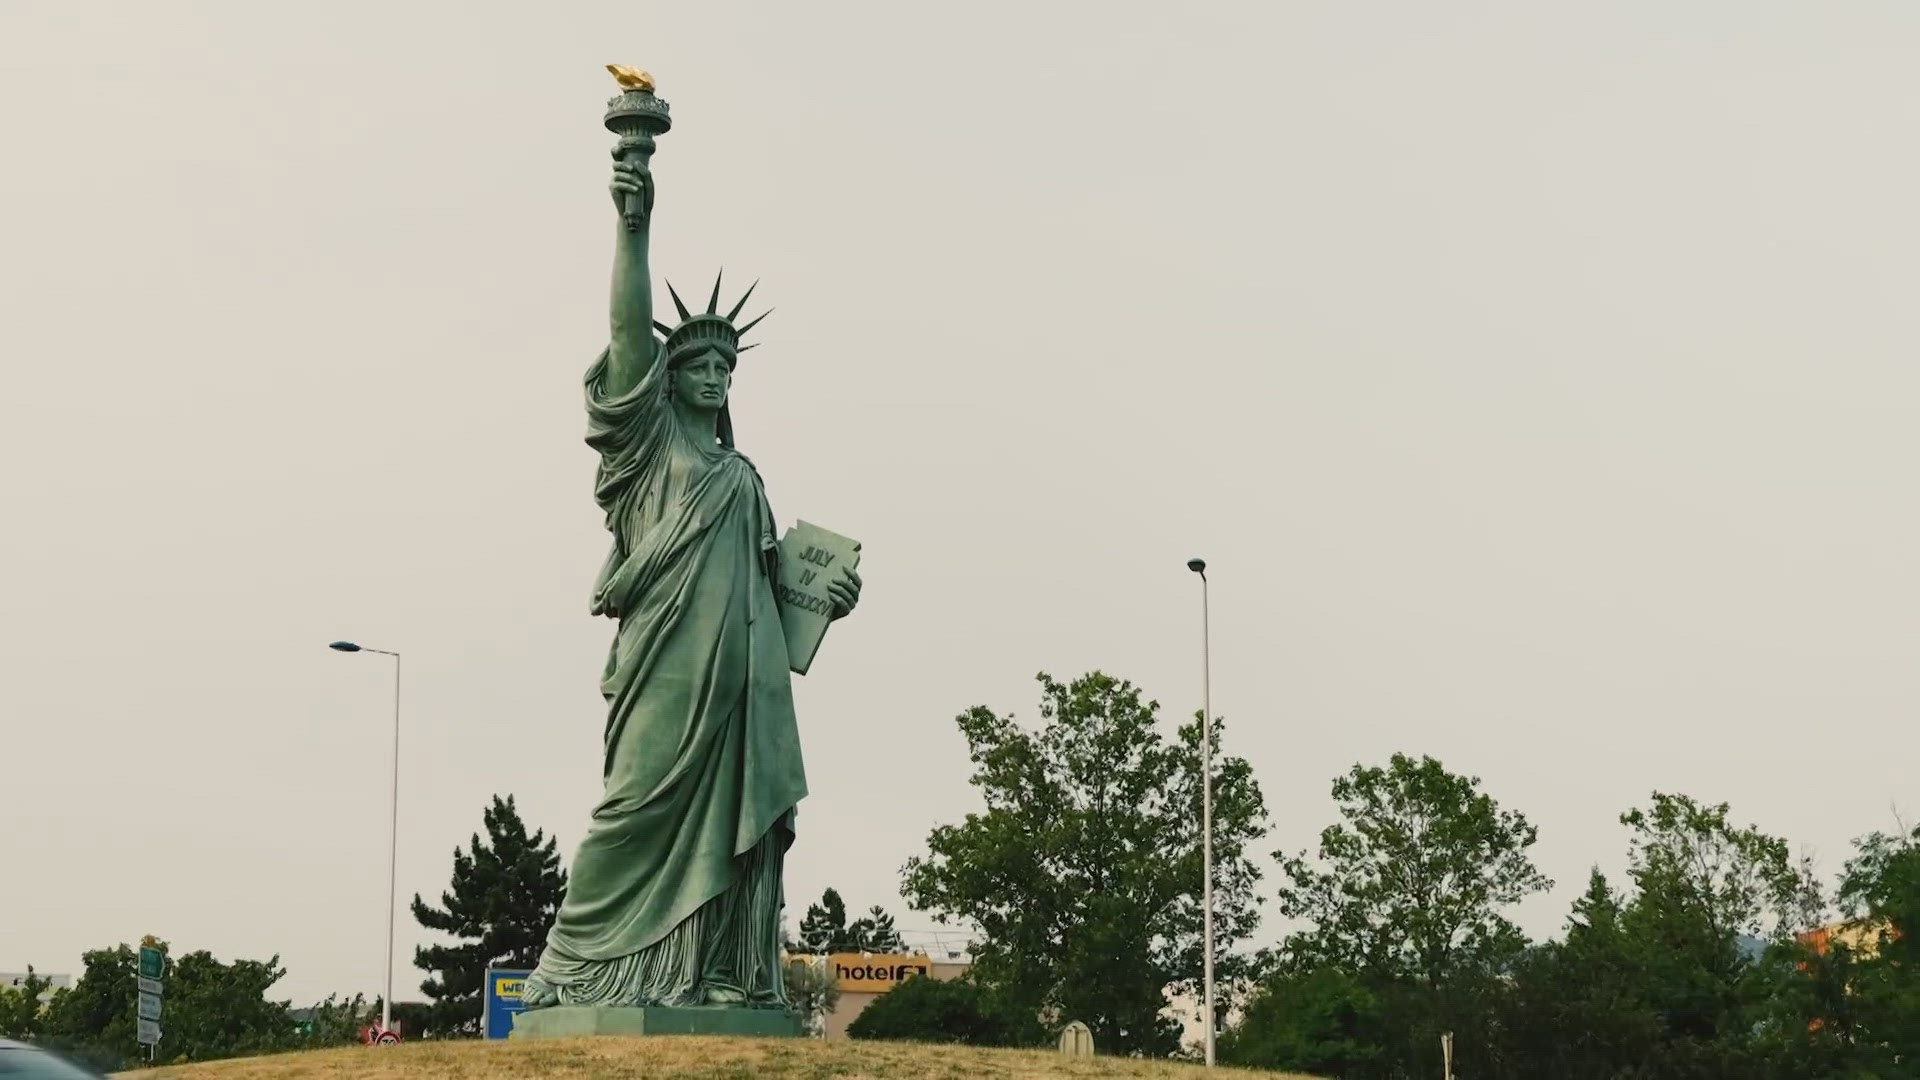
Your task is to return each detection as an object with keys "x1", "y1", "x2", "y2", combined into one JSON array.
[{"x1": 114, "y1": 1035, "x2": 1318, "y2": 1079}]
